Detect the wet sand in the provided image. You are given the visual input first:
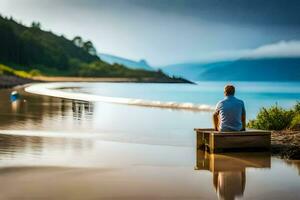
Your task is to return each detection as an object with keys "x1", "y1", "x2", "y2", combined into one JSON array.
[
  {"x1": 0, "y1": 152, "x2": 298, "y2": 200},
  {"x1": 0, "y1": 166, "x2": 211, "y2": 200},
  {"x1": 271, "y1": 131, "x2": 300, "y2": 159}
]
